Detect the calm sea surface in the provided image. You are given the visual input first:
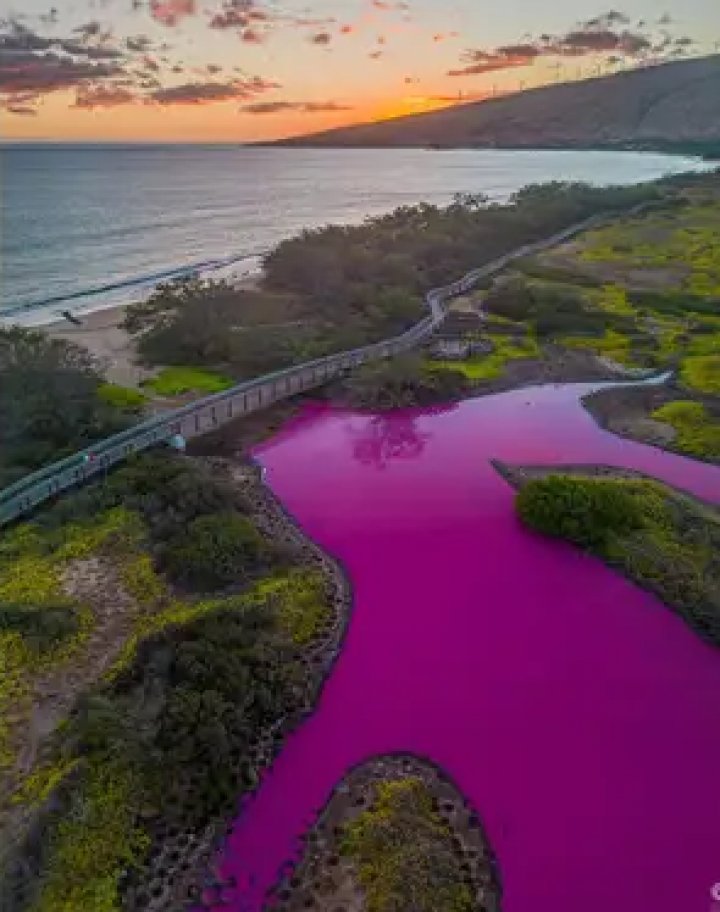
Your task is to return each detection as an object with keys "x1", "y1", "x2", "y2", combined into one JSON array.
[{"x1": 0, "y1": 145, "x2": 711, "y2": 325}]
